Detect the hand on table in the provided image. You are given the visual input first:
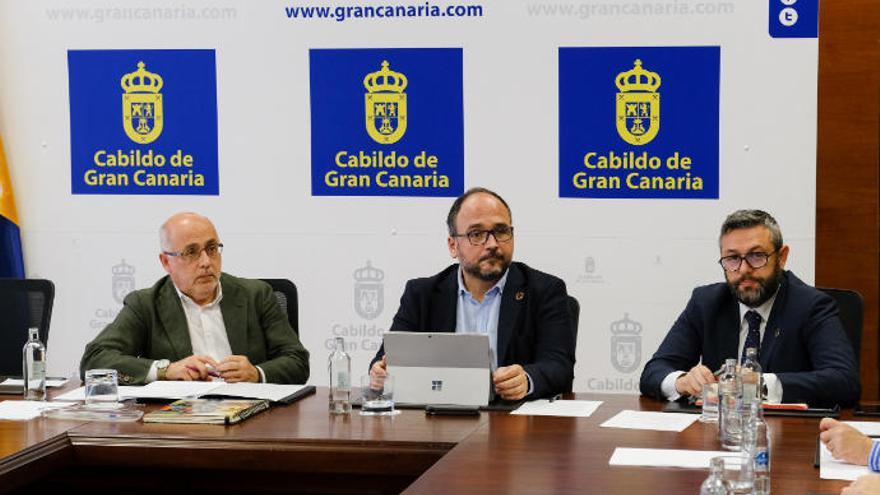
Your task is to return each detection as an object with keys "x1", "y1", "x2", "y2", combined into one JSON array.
[
  {"x1": 820, "y1": 417, "x2": 873, "y2": 466},
  {"x1": 842, "y1": 474, "x2": 880, "y2": 495}
]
